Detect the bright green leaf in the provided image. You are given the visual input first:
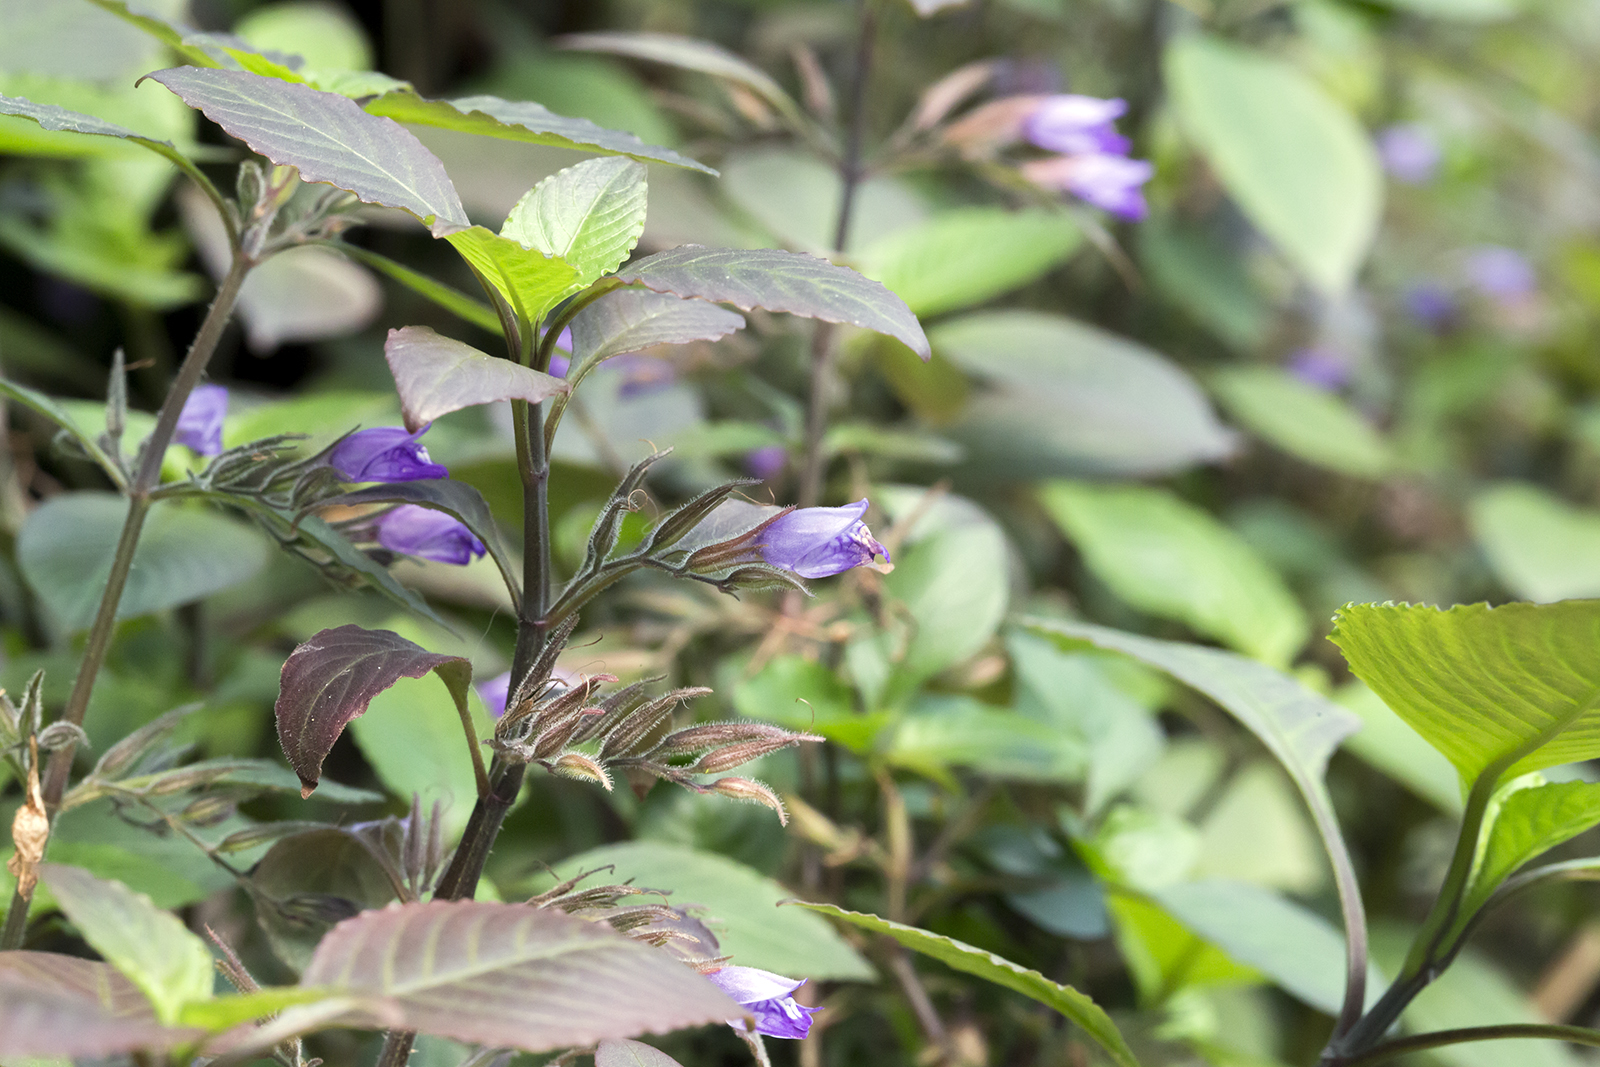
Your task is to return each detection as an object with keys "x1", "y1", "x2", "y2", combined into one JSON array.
[
  {"x1": 502, "y1": 156, "x2": 647, "y2": 287},
  {"x1": 889, "y1": 695, "x2": 1087, "y2": 784},
  {"x1": 1336, "y1": 681, "x2": 1463, "y2": 814},
  {"x1": 1211, "y1": 367, "x2": 1393, "y2": 479},
  {"x1": 445, "y1": 226, "x2": 582, "y2": 324},
  {"x1": 1461, "y1": 776, "x2": 1600, "y2": 919},
  {"x1": 1469, "y1": 483, "x2": 1600, "y2": 603}
]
